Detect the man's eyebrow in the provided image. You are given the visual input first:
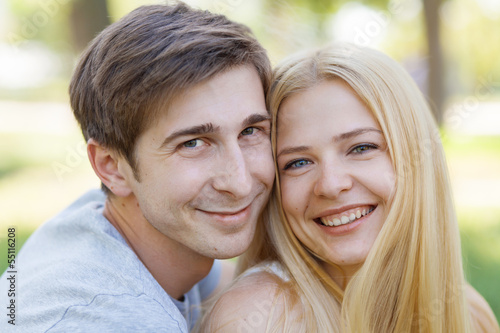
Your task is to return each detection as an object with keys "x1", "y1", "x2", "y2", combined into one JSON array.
[
  {"x1": 159, "y1": 113, "x2": 270, "y2": 149},
  {"x1": 242, "y1": 113, "x2": 271, "y2": 127},
  {"x1": 277, "y1": 127, "x2": 382, "y2": 158},
  {"x1": 160, "y1": 123, "x2": 219, "y2": 148}
]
